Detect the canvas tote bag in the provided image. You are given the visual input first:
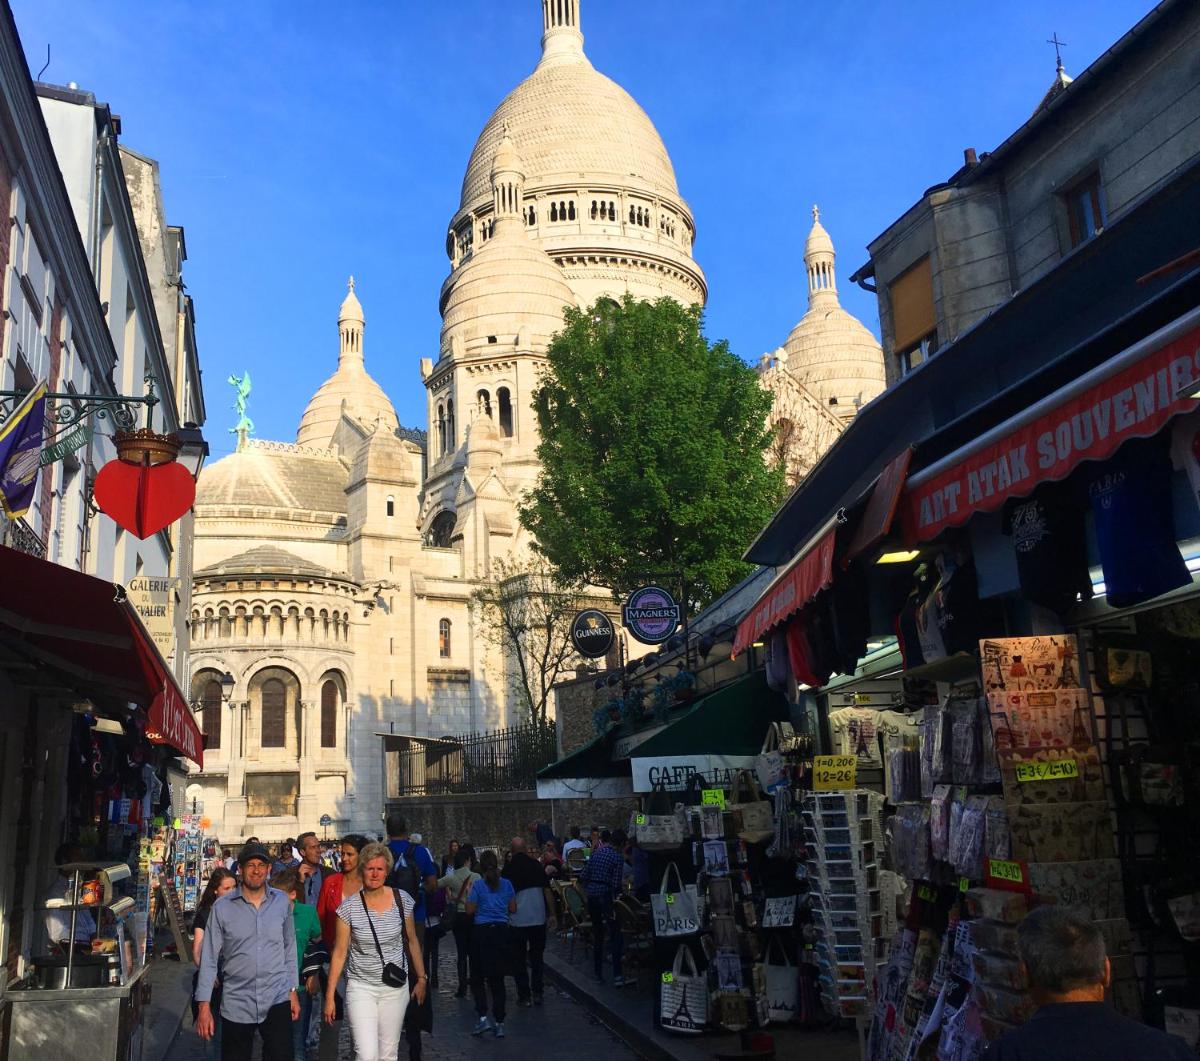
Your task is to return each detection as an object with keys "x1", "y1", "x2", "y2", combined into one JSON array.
[
  {"x1": 650, "y1": 862, "x2": 700, "y2": 937},
  {"x1": 730, "y1": 771, "x2": 775, "y2": 843},
  {"x1": 631, "y1": 783, "x2": 686, "y2": 851},
  {"x1": 756, "y1": 723, "x2": 788, "y2": 793},
  {"x1": 765, "y1": 936, "x2": 799, "y2": 1022},
  {"x1": 659, "y1": 944, "x2": 708, "y2": 1034}
]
